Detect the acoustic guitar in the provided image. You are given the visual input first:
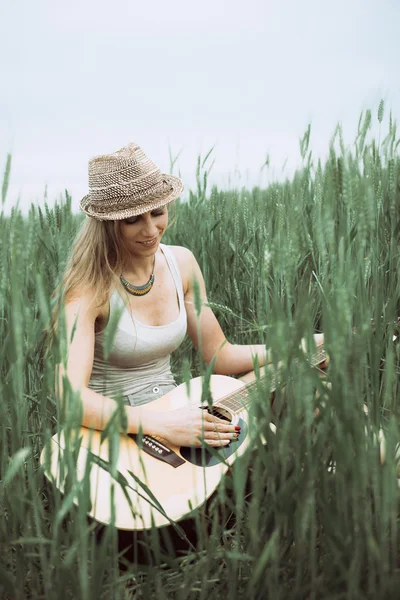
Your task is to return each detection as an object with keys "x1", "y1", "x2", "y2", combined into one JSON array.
[{"x1": 40, "y1": 344, "x2": 328, "y2": 531}]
